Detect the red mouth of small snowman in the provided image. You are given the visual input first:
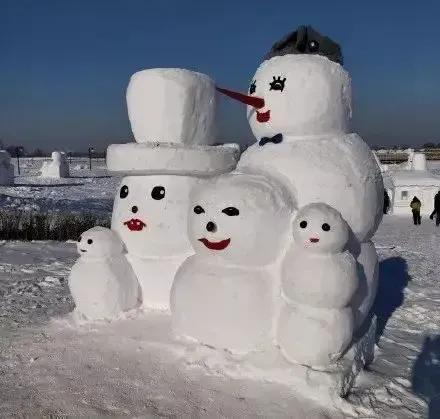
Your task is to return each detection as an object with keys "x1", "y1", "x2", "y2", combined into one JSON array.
[
  {"x1": 124, "y1": 218, "x2": 146, "y2": 232},
  {"x1": 256, "y1": 109, "x2": 271, "y2": 123},
  {"x1": 310, "y1": 237, "x2": 320, "y2": 243},
  {"x1": 198, "y1": 238, "x2": 231, "y2": 251}
]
